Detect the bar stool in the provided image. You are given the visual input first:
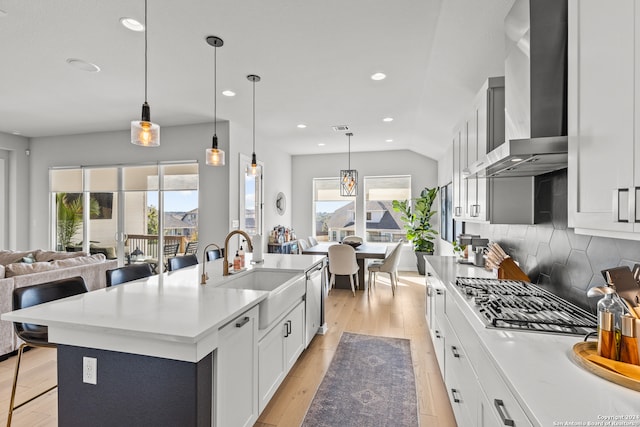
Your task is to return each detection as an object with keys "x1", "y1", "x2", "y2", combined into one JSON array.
[{"x1": 7, "y1": 276, "x2": 88, "y2": 426}]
